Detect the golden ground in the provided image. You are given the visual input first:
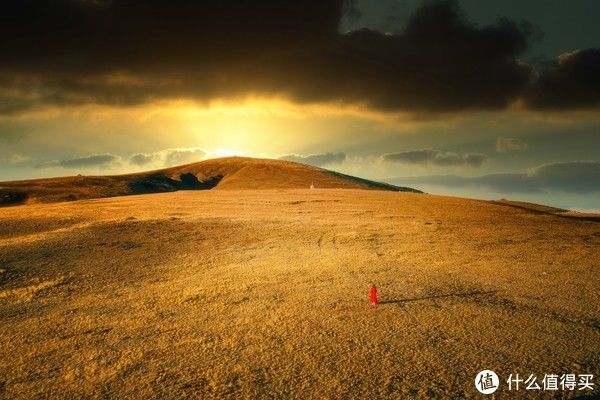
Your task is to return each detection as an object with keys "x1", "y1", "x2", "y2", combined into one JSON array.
[{"x1": 0, "y1": 189, "x2": 598, "y2": 399}]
